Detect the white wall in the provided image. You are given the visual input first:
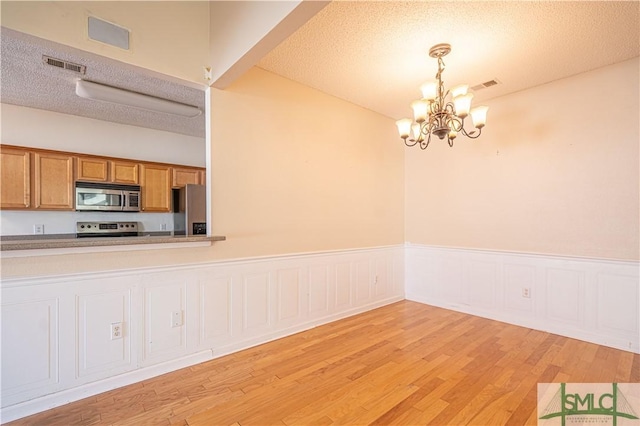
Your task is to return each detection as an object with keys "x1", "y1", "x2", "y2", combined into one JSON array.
[
  {"x1": 0, "y1": 211, "x2": 173, "y2": 236},
  {"x1": 1, "y1": 104, "x2": 205, "y2": 166},
  {"x1": 0, "y1": 1, "x2": 211, "y2": 84},
  {"x1": 208, "y1": 1, "x2": 328, "y2": 87}
]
